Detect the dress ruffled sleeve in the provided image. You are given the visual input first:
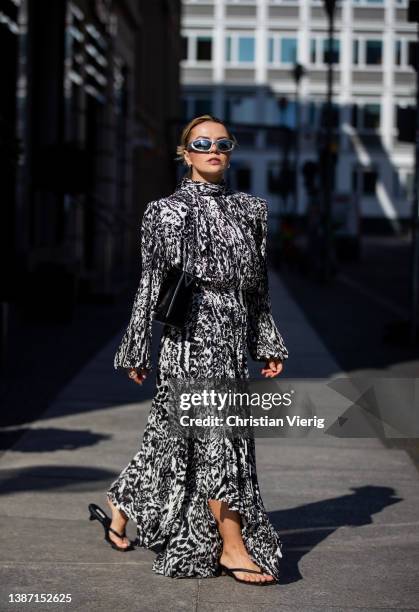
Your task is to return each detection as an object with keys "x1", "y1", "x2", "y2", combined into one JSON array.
[
  {"x1": 245, "y1": 198, "x2": 289, "y2": 364},
  {"x1": 113, "y1": 200, "x2": 165, "y2": 373}
]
